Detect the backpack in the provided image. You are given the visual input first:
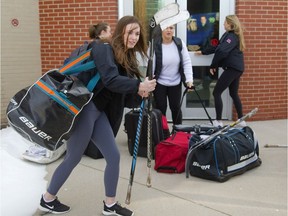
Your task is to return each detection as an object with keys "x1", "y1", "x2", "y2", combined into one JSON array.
[{"x1": 63, "y1": 41, "x2": 89, "y2": 65}]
